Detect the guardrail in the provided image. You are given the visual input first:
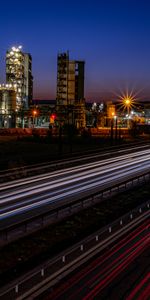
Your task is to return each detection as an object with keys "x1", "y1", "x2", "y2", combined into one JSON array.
[
  {"x1": 0, "y1": 201, "x2": 149, "y2": 300},
  {"x1": 0, "y1": 169, "x2": 150, "y2": 247}
]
